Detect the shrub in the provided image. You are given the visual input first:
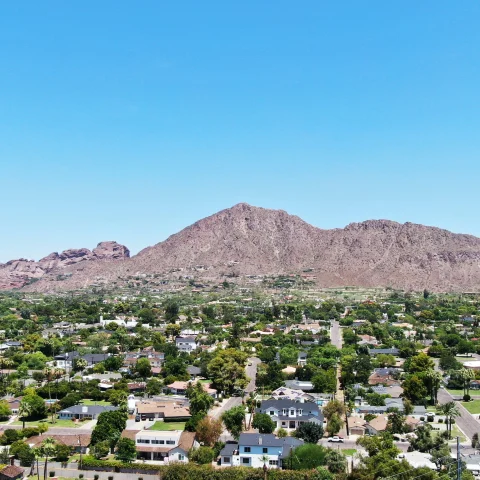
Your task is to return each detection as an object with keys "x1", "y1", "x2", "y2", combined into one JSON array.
[
  {"x1": 451, "y1": 419, "x2": 456, "y2": 424},
  {"x1": 439, "y1": 418, "x2": 443, "y2": 423},
  {"x1": 464, "y1": 394, "x2": 471, "y2": 402},
  {"x1": 427, "y1": 416, "x2": 434, "y2": 422},
  {"x1": 49, "y1": 472, "x2": 55, "y2": 478},
  {"x1": 79, "y1": 475, "x2": 84, "y2": 479},
  {"x1": 420, "y1": 417, "x2": 425, "y2": 422},
  {"x1": 108, "y1": 477, "x2": 114, "y2": 480},
  {"x1": 94, "y1": 475, "x2": 98, "y2": 480},
  {"x1": 189, "y1": 446, "x2": 215, "y2": 465}
]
